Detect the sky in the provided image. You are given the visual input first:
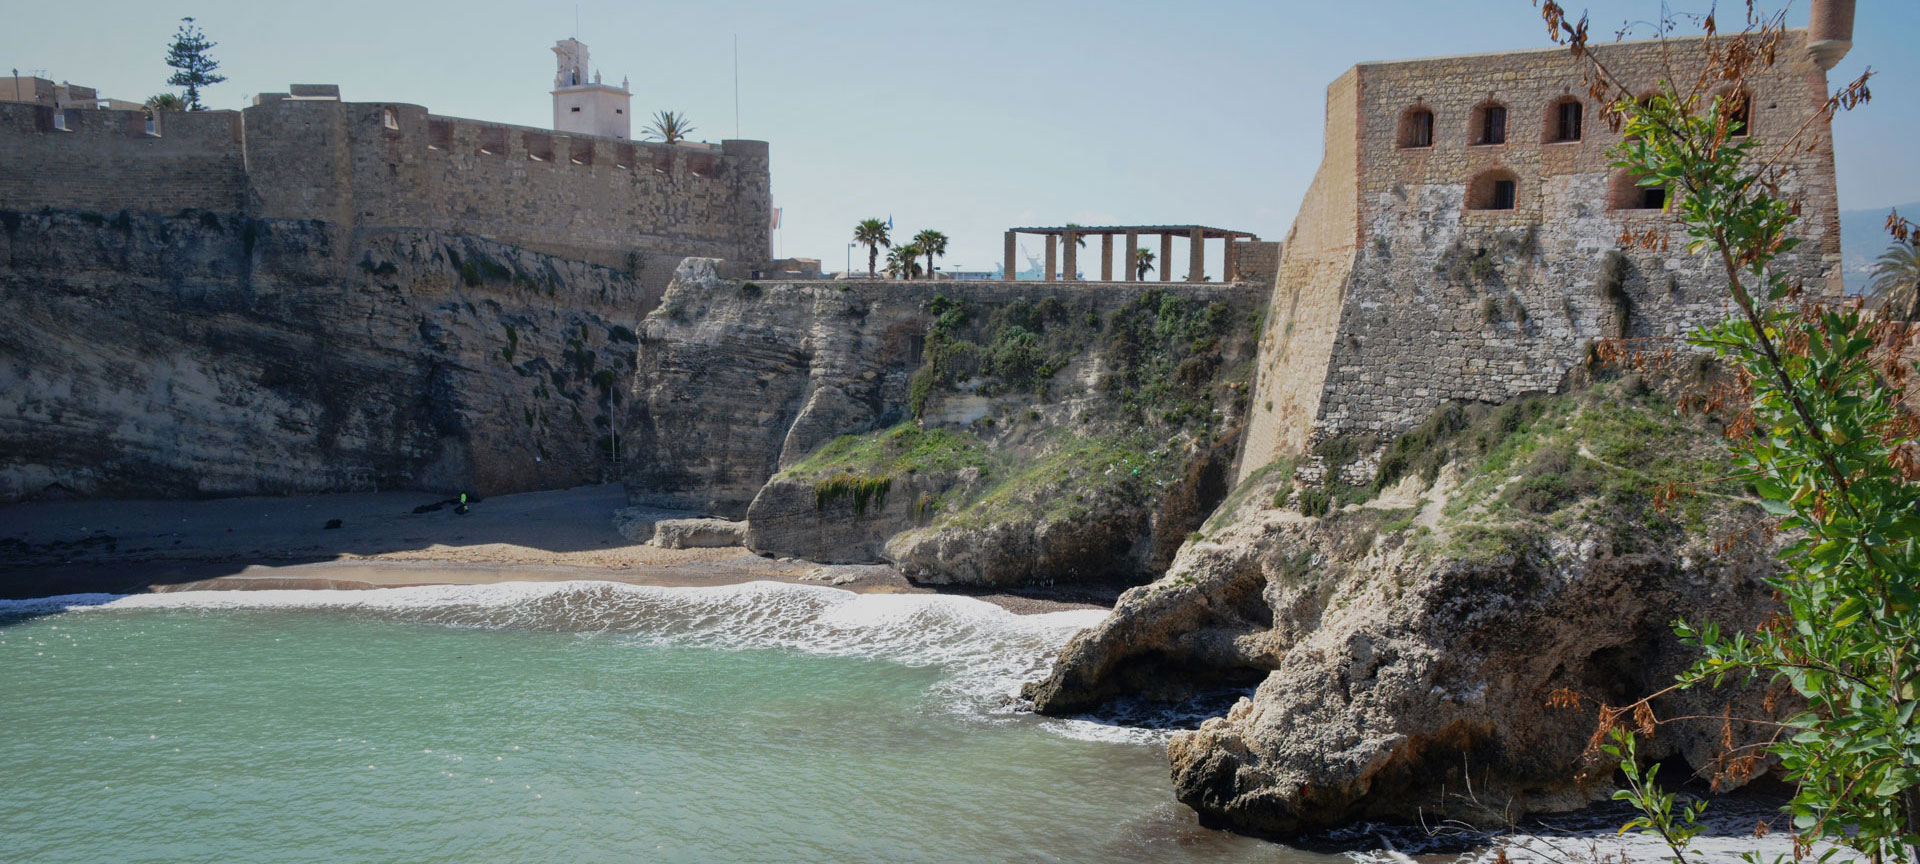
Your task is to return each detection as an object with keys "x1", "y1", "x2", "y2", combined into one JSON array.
[{"x1": 4, "y1": 1, "x2": 1915, "y2": 277}]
